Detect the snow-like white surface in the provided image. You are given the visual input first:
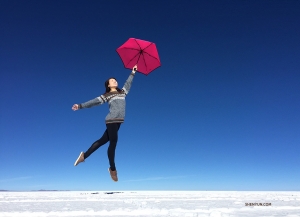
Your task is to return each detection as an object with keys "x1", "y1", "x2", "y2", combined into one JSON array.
[{"x1": 0, "y1": 191, "x2": 299, "y2": 217}]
